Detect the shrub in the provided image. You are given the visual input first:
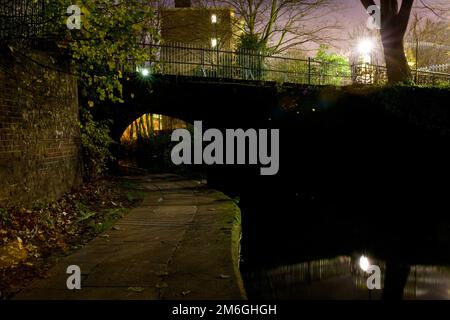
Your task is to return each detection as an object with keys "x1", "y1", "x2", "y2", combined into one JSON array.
[{"x1": 80, "y1": 108, "x2": 114, "y2": 181}]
